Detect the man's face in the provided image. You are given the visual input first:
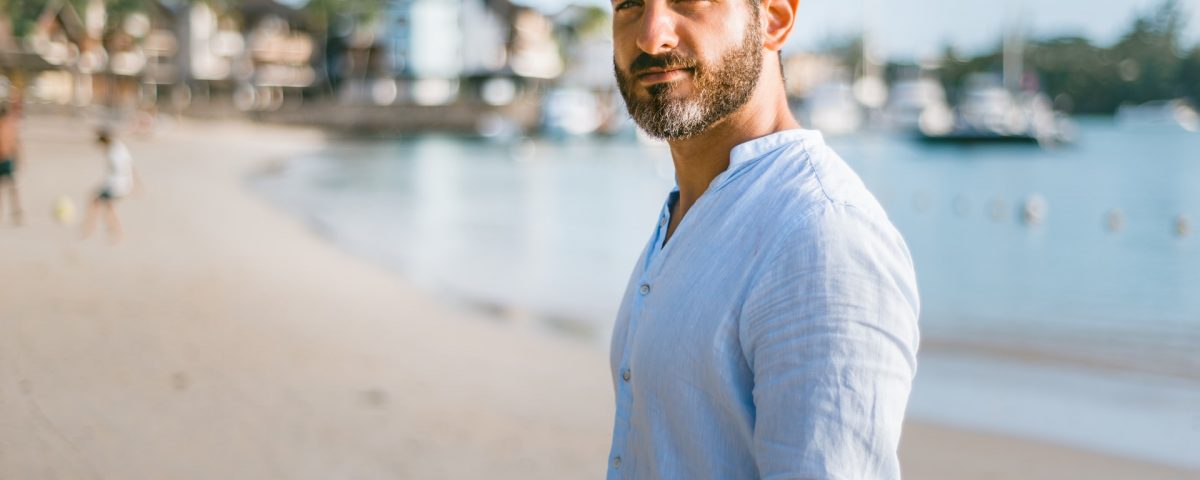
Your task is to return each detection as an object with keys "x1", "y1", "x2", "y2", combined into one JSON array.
[{"x1": 612, "y1": 0, "x2": 764, "y2": 140}]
